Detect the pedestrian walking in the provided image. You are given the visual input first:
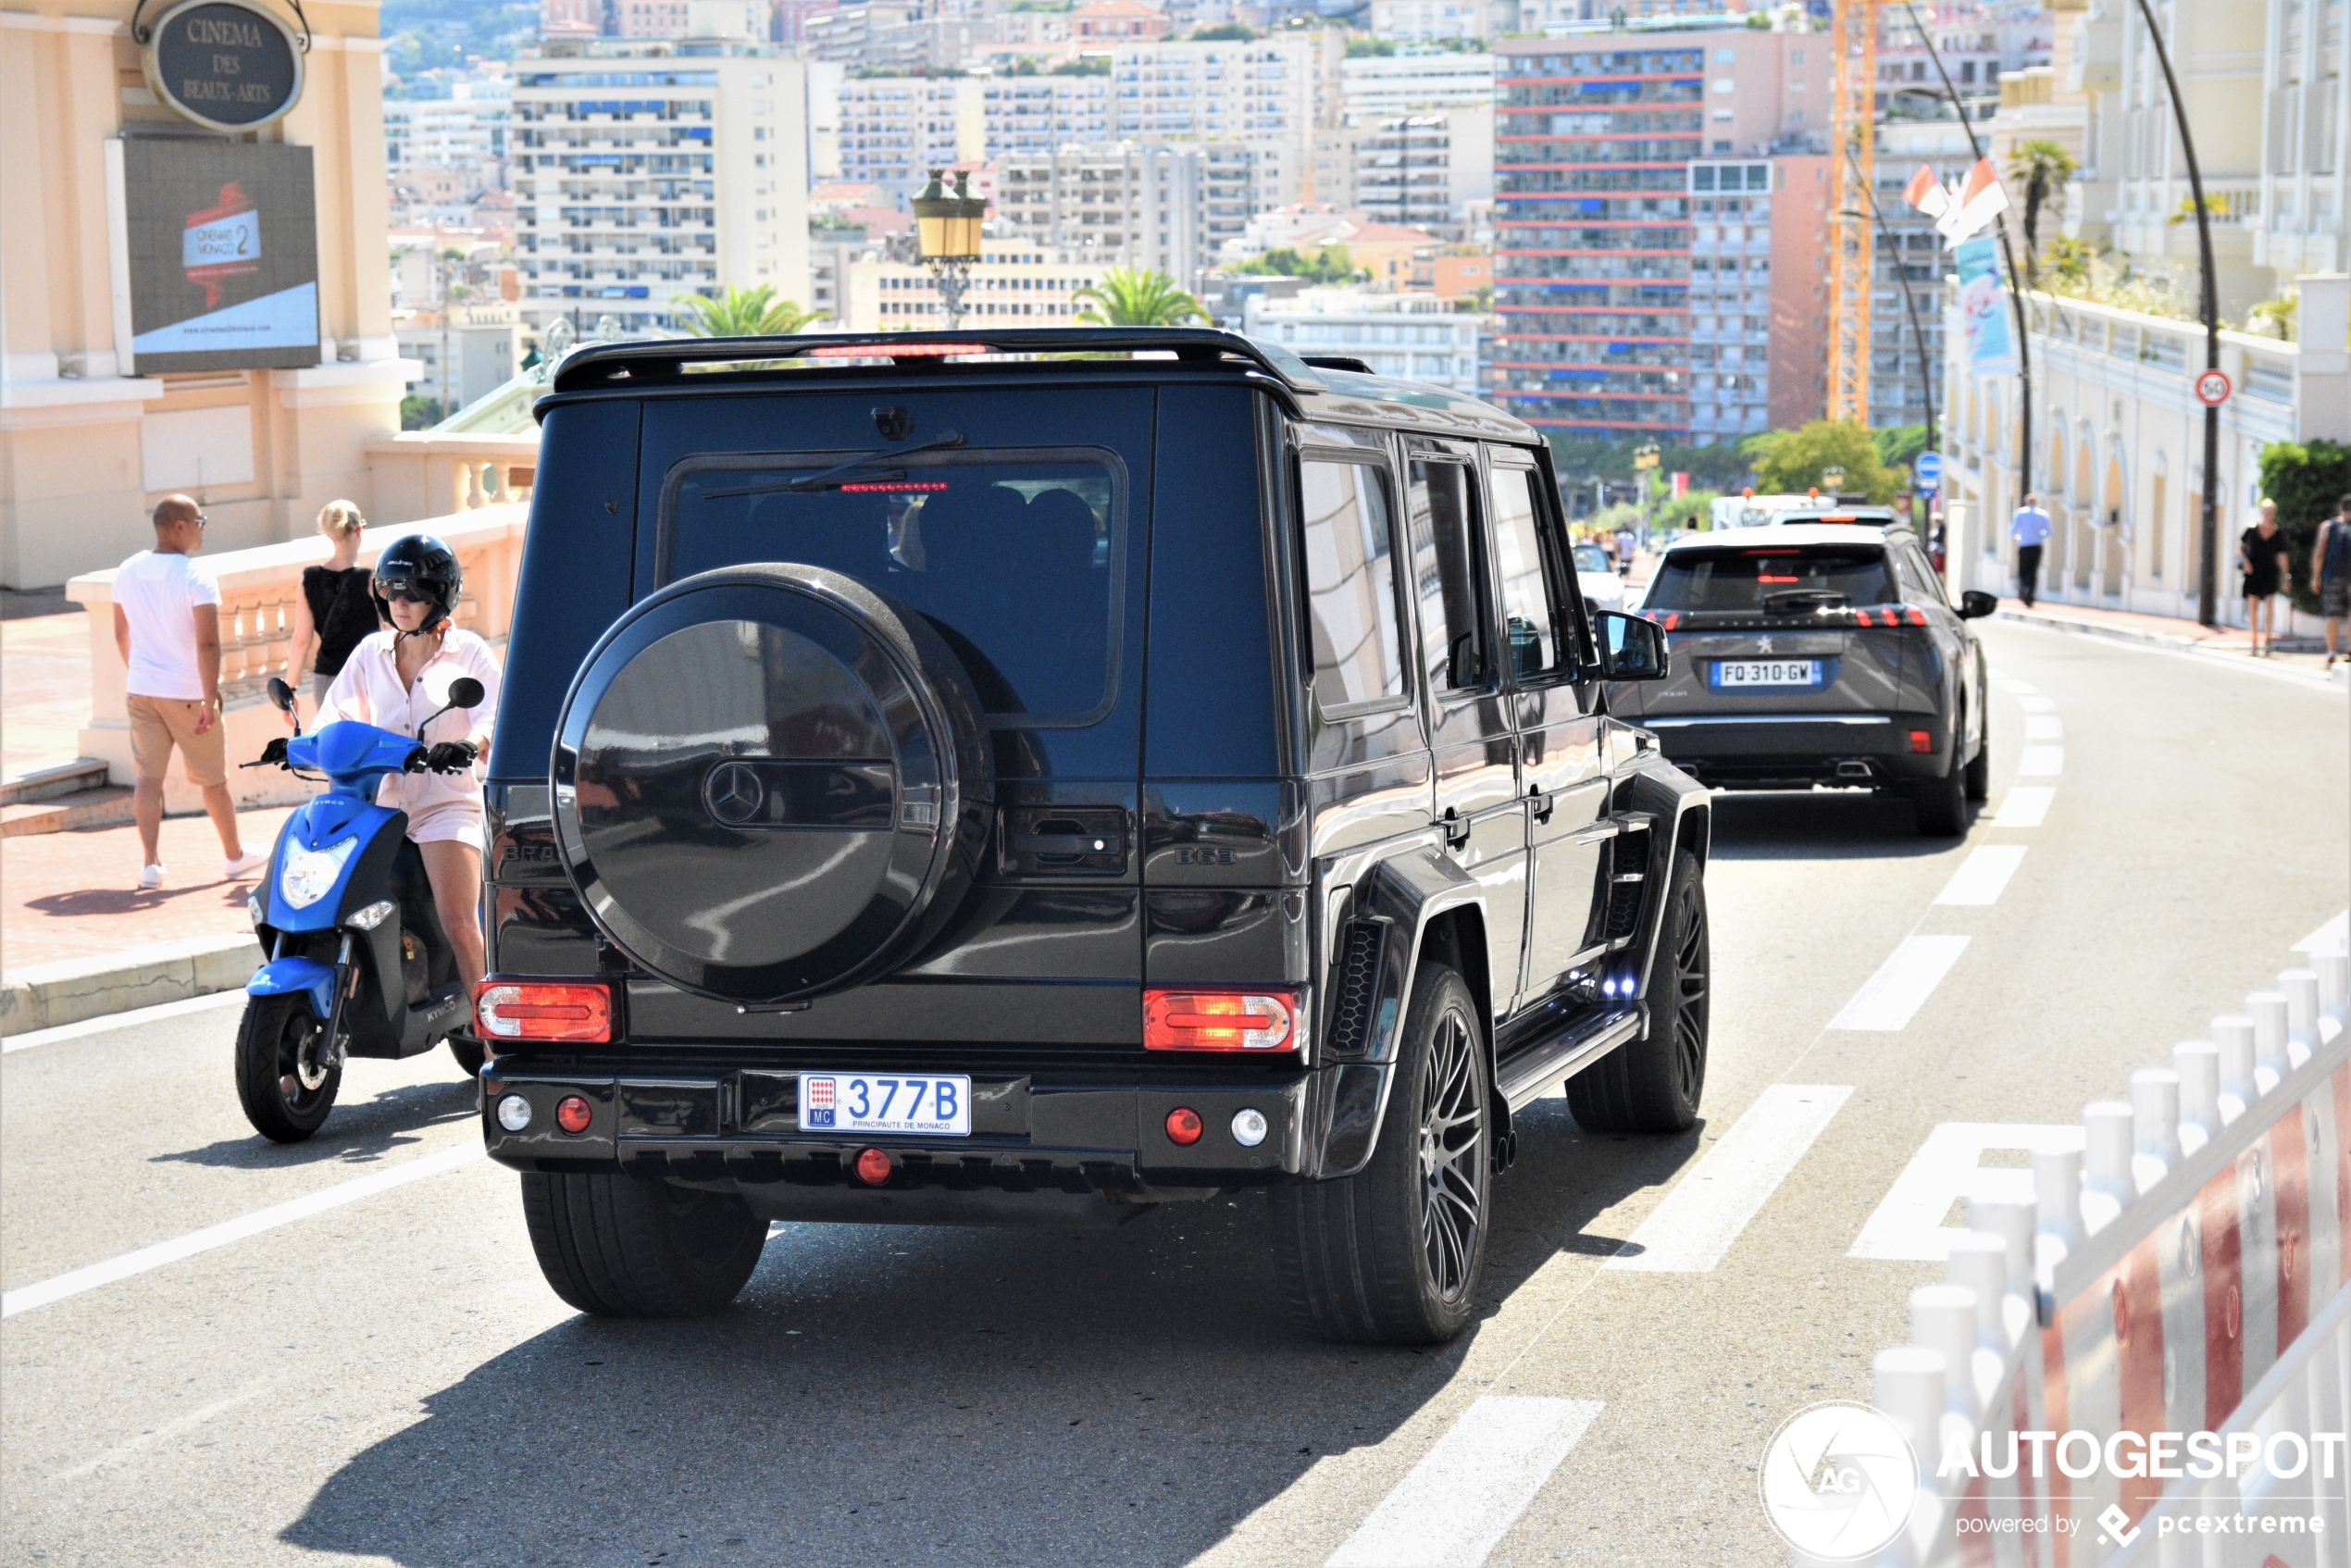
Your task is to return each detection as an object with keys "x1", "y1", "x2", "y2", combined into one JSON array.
[
  {"x1": 2312, "y1": 492, "x2": 2351, "y2": 670},
  {"x1": 112, "y1": 495, "x2": 267, "y2": 890},
  {"x1": 2240, "y1": 498, "x2": 2292, "y2": 657},
  {"x1": 282, "y1": 500, "x2": 381, "y2": 717},
  {"x1": 1614, "y1": 526, "x2": 1636, "y2": 577},
  {"x1": 2009, "y1": 492, "x2": 2052, "y2": 606}
]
